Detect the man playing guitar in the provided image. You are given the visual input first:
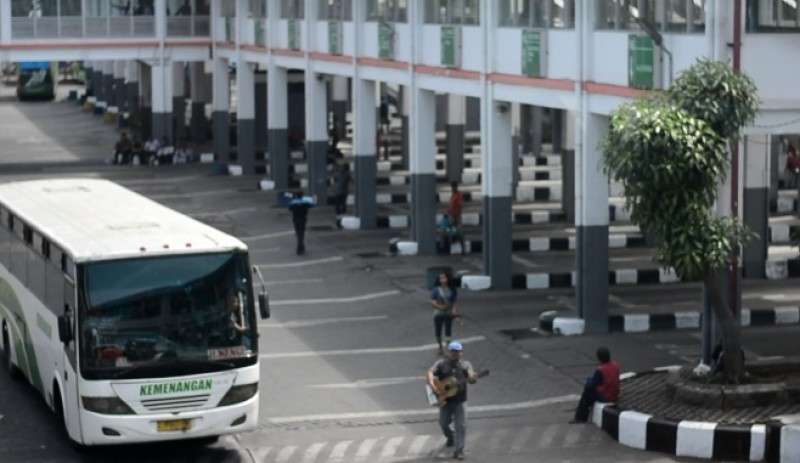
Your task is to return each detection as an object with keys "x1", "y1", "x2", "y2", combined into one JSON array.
[{"x1": 427, "y1": 340, "x2": 478, "y2": 460}]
